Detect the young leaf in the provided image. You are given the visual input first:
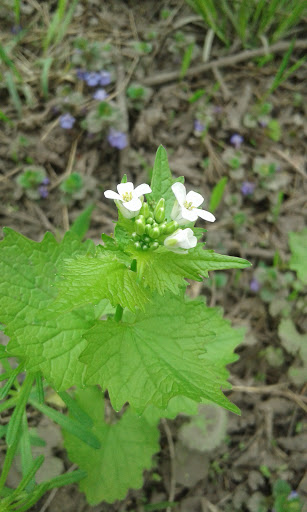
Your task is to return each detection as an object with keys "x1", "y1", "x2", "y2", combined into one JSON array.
[
  {"x1": 127, "y1": 243, "x2": 251, "y2": 295},
  {"x1": 149, "y1": 145, "x2": 184, "y2": 219},
  {"x1": 70, "y1": 204, "x2": 95, "y2": 240},
  {"x1": 81, "y1": 294, "x2": 242, "y2": 414},
  {"x1": 63, "y1": 387, "x2": 160, "y2": 504},
  {"x1": 56, "y1": 249, "x2": 150, "y2": 312},
  {"x1": 209, "y1": 177, "x2": 228, "y2": 212},
  {"x1": 6, "y1": 374, "x2": 34, "y2": 447}
]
